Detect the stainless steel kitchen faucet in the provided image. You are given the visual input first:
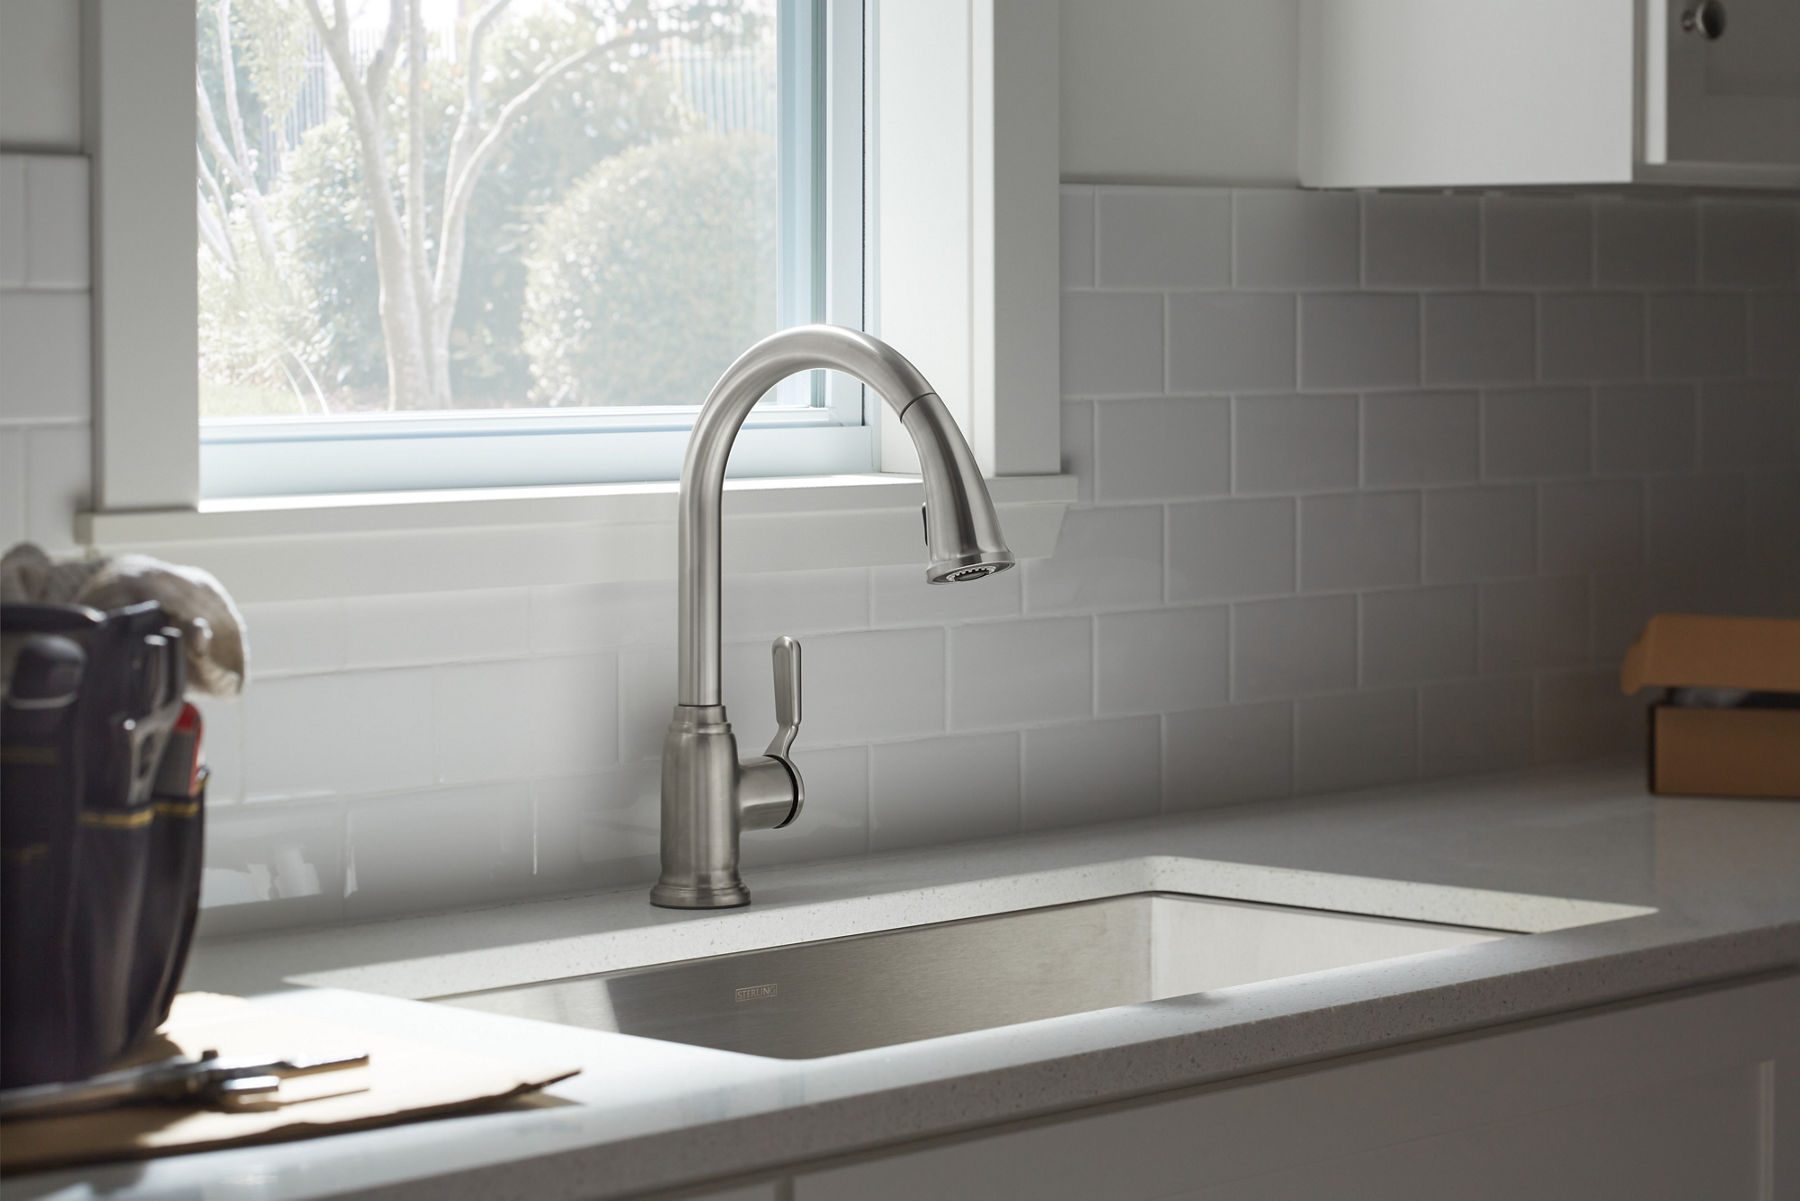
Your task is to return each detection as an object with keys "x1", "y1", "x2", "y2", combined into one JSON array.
[{"x1": 651, "y1": 325, "x2": 1014, "y2": 909}]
